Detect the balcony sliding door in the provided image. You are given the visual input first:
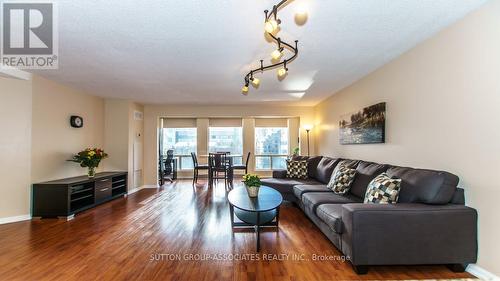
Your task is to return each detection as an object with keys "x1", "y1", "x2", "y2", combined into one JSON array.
[{"x1": 254, "y1": 118, "x2": 289, "y2": 170}]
